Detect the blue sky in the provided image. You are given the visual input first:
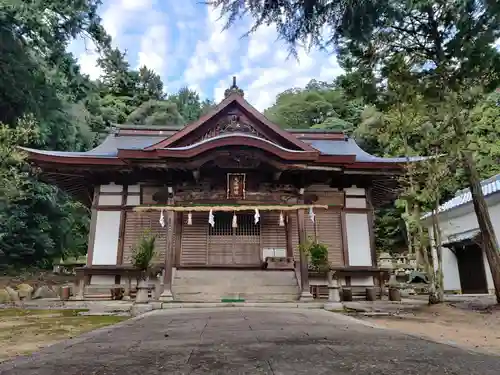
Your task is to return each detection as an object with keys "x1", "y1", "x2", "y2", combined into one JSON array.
[{"x1": 68, "y1": 0, "x2": 343, "y2": 111}]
